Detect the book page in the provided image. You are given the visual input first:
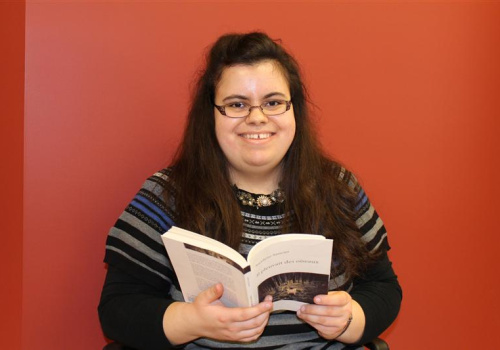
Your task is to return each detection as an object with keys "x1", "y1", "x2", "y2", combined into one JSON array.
[
  {"x1": 248, "y1": 234, "x2": 333, "y2": 311},
  {"x1": 162, "y1": 230, "x2": 252, "y2": 308}
]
